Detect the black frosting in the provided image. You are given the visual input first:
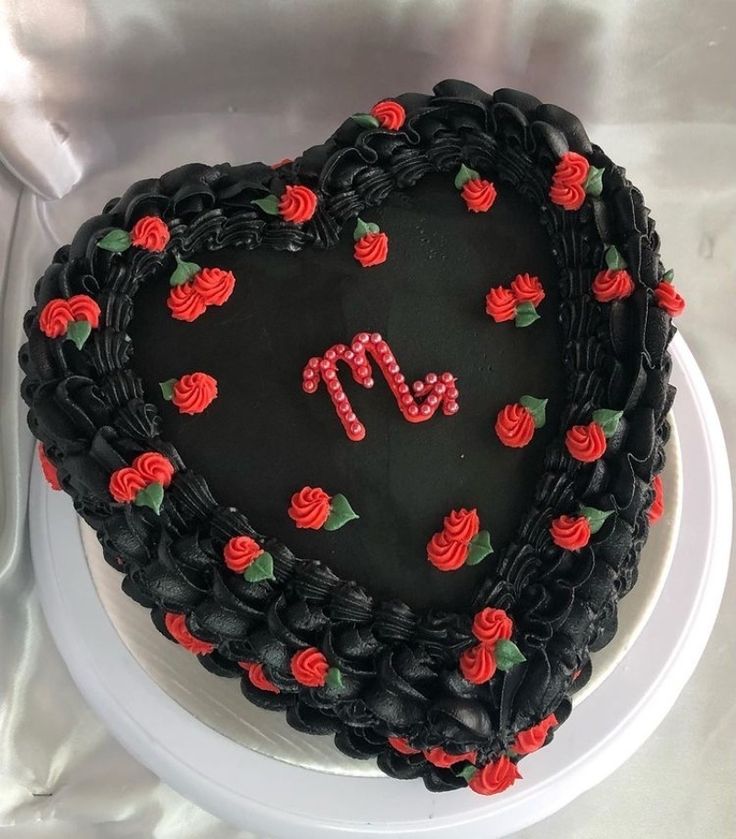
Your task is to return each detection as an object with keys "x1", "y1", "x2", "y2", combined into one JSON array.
[{"x1": 19, "y1": 80, "x2": 675, "y2": 791}]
